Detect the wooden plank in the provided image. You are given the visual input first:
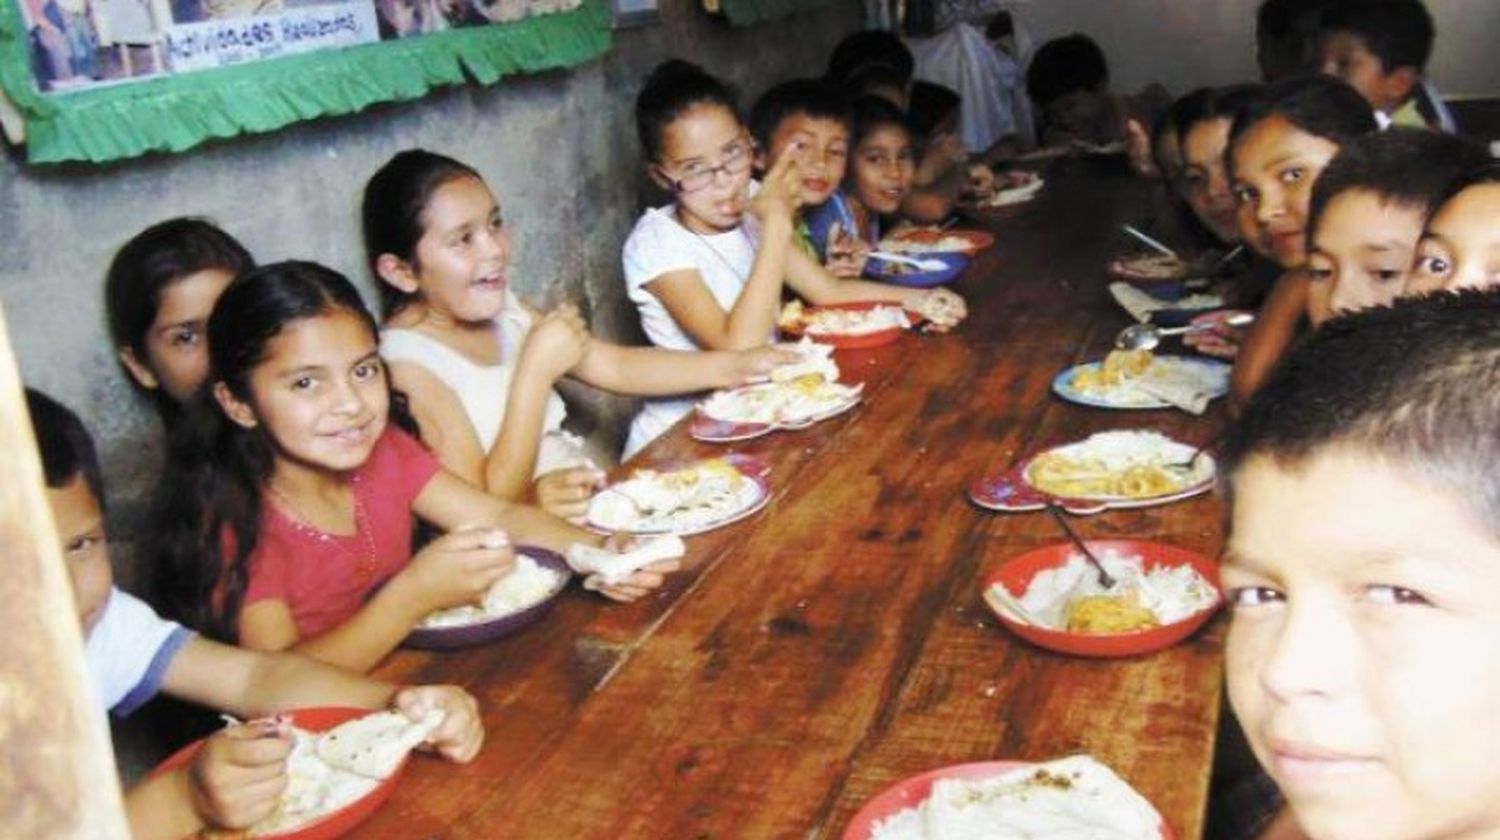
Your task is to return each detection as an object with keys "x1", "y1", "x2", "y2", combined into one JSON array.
[{"x1": 0, "y1": 303, "x2": 132, "y2": 839}]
